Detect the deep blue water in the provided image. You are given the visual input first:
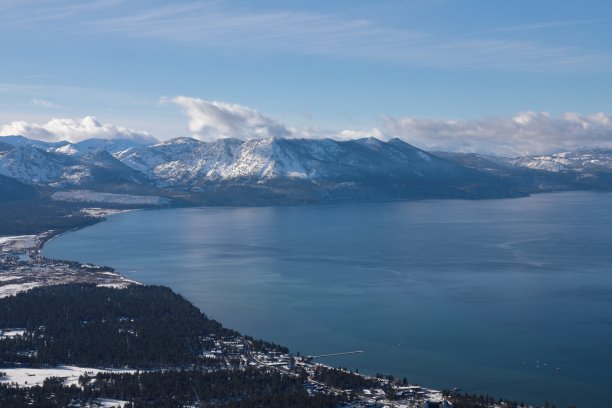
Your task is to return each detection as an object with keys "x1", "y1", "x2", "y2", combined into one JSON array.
[{"x1": 44, "y1": 192, "x2": 612, "y2": 407}]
